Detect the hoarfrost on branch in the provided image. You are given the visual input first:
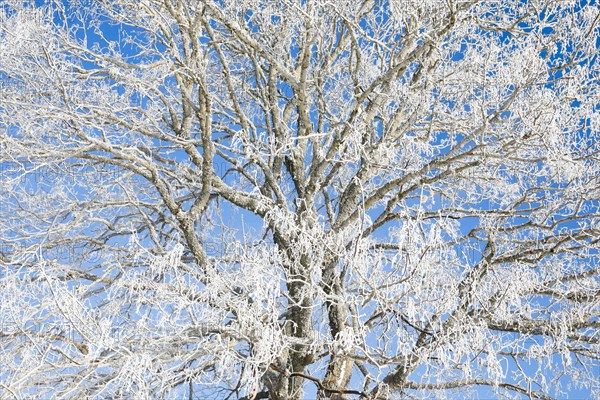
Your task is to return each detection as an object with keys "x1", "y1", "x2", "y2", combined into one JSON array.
[{"x1": 1, "y1": 1, "x2": 599, "y2": 399}]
